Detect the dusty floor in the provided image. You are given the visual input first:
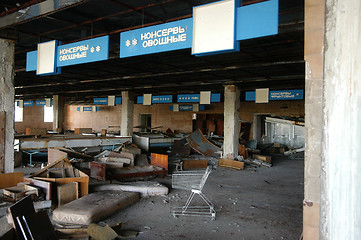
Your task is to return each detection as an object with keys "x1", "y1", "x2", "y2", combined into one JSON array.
[{"x1": 97, "y1": 155, "x2": 304, "y2": 240}]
